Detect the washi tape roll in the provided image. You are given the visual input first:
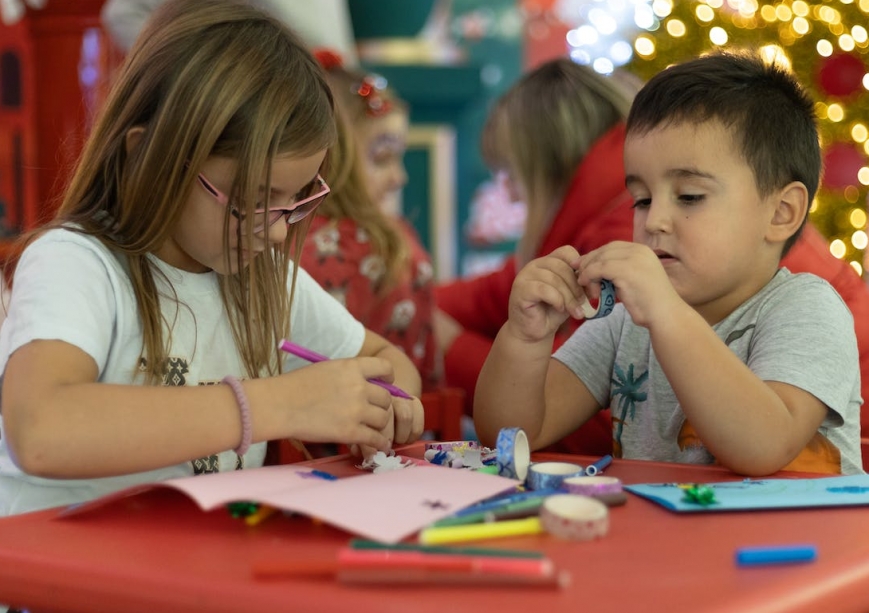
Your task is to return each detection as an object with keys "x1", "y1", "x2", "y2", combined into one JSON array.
[
  {"x1": 423, "y1": 449, "x2": 462, "y2": 467},
  {"x1": 424, "y1": 441, "x2": 480, "y2": 453},
  {"x1": 563, "y1": 475, "x2": 627, "y2": 507},
  {"x1": 496, "y1": 427, "x2": 531, "y2": 482},
  {"x1": 563, "y1": 475, "x2": 622, "y2": 497},
  {"x1": 526, "y1": 462, "x2": 585, "y2": 491},
  {"x1": 540, "y1": 494, "x2": 609, "y2": 541},
  {"x1": 580, "y1": 279, "x2": 616, "y2": 320}
]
